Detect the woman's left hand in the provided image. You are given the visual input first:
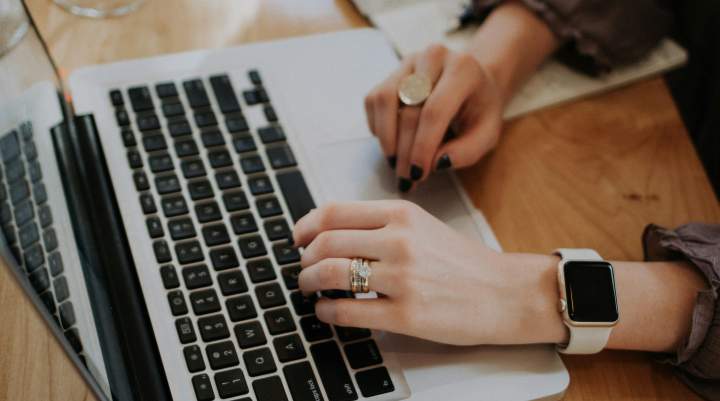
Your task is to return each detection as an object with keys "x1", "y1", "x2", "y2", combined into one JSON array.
[{"x1": 293, "y1": 200, "x2": 563, "y2": 346}]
